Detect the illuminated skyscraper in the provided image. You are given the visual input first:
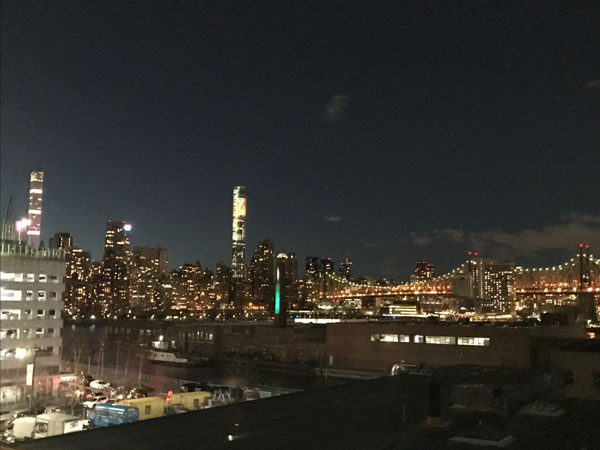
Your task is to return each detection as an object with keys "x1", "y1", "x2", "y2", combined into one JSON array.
[
  {"x1": 231, "y1": 186, "x2": 247, "y2": 280},
  {"x1": 27, "y1": 170, "x2": 44, "y2": 249}
]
